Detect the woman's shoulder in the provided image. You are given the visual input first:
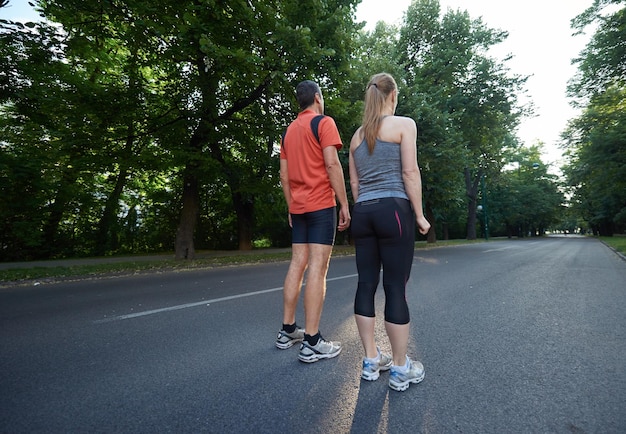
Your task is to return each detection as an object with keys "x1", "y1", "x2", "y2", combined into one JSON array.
[
  {"x1": 389, "y1": 115, "x2": 416, "y2": 126},
  {"x1": 378, "y1": 116, "x2": 416, "y2": 143},
  {"x1": 388, "y1": 116, "x2": 417, "y2": 135},
  {"x1": 350, "y1": 126, "x2": 364, "y2": 150}
]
